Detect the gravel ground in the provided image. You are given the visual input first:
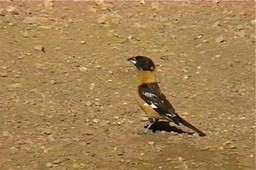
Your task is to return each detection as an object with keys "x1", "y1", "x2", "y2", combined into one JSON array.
[{"x1": 0, "y1": 1, "x2": 255, "y2": 170}]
